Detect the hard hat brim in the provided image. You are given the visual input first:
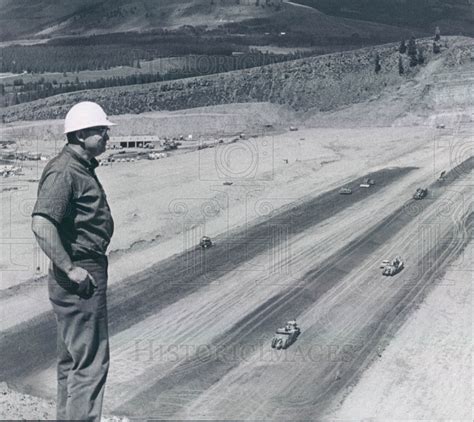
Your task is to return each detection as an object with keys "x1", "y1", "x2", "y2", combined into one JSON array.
[{"x1": 64, "y1": 119, "x2": 117, "y2": 134}]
